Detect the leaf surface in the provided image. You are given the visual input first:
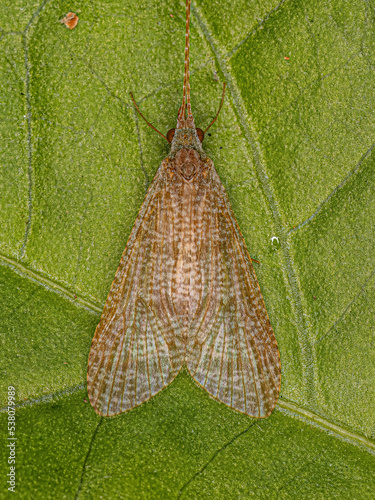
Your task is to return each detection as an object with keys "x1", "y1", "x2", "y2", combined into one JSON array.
[{"x1": 1, "y1": 0, "x2": 374, "y2": 497}]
